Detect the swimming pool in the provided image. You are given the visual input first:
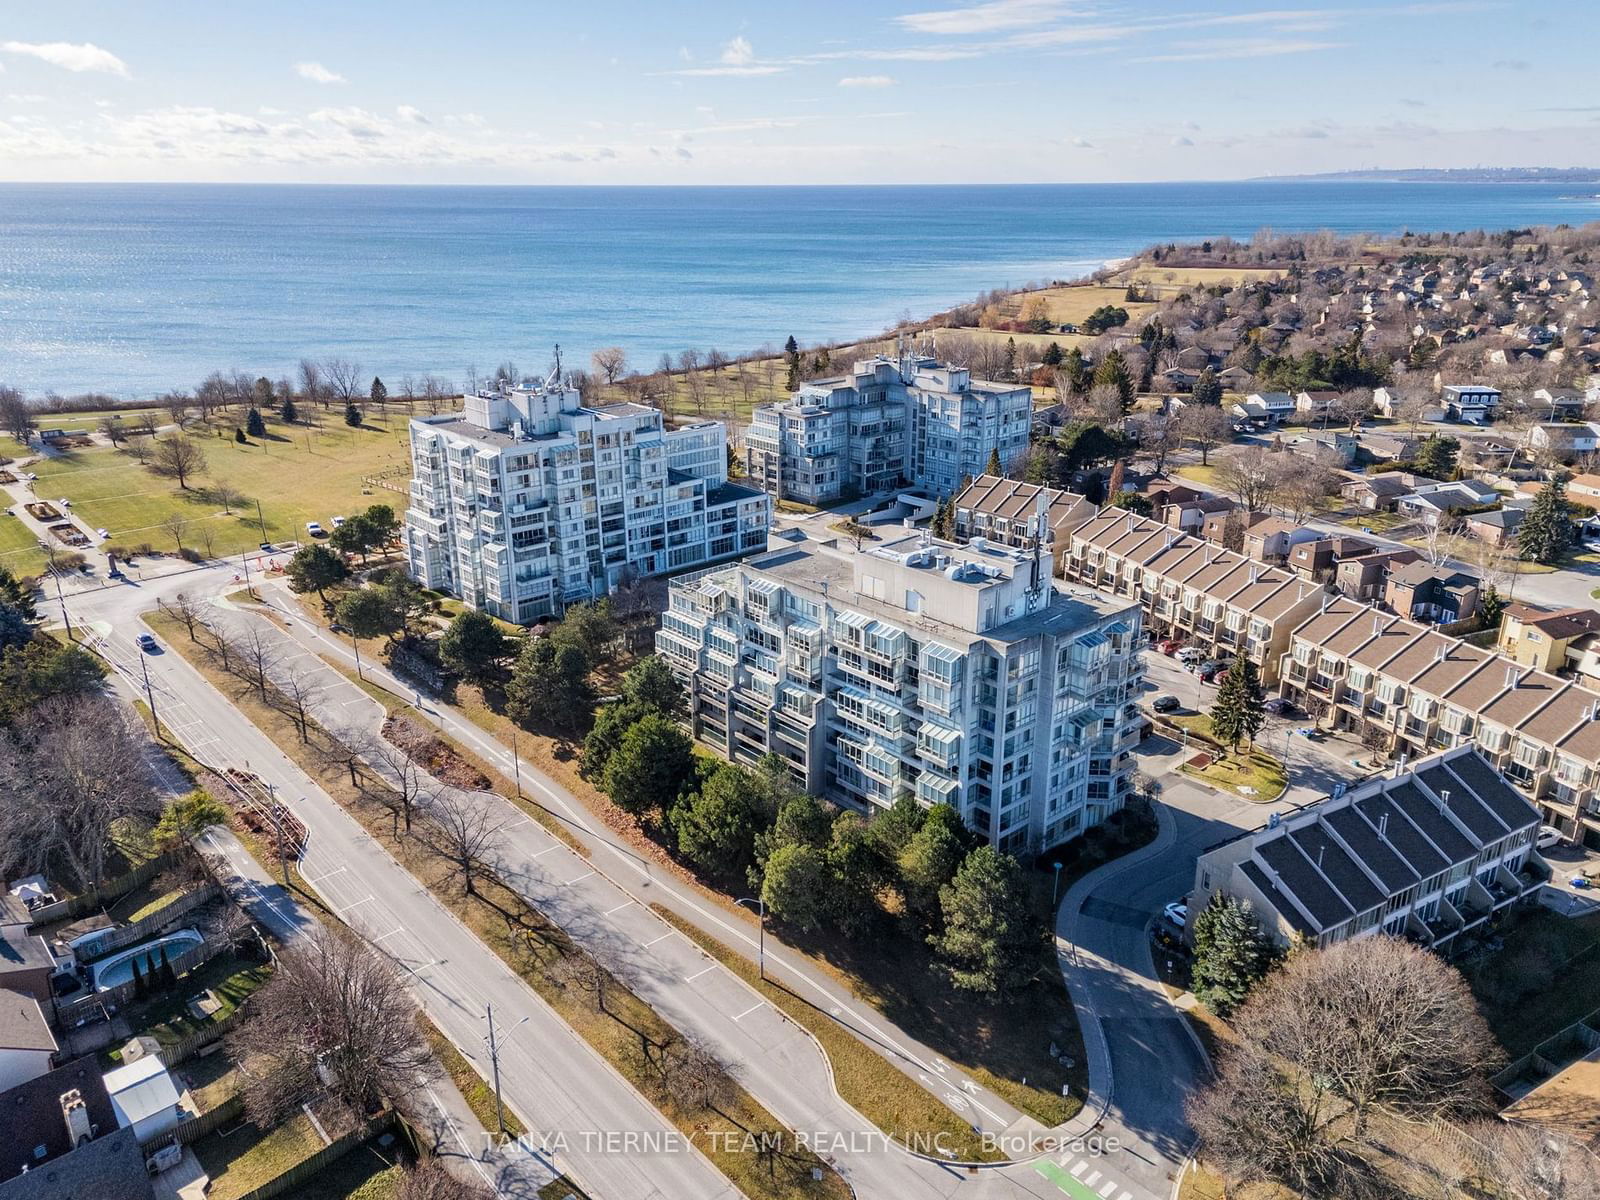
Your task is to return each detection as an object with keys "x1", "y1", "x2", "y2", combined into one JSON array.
[{"x1": 91, "y1": 929, "x2": 203, "y2": 992}]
